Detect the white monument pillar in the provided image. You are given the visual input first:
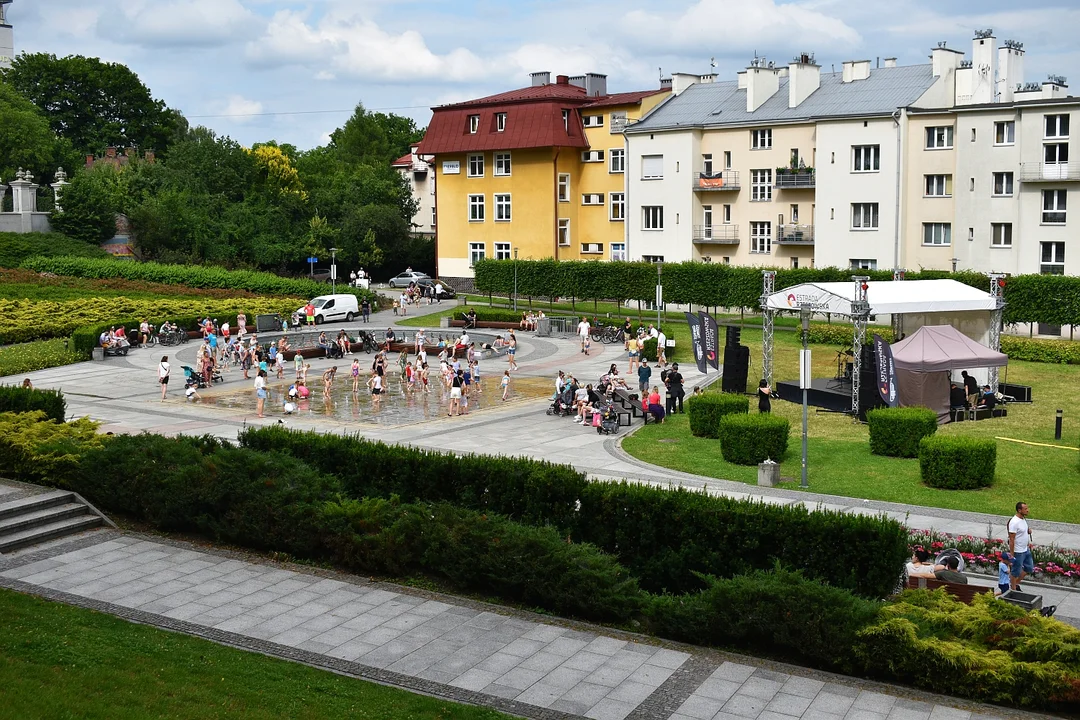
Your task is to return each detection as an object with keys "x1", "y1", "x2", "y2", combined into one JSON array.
[
  {"x1": 50, "y1": 167, "x2": 69, "y2": 213},
  {"x1": 8, "y1": 169, "x2": 37, "y2": 232},
  {"x1": 0, "y1": 0, "x2": 14, "y2": 70}
]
